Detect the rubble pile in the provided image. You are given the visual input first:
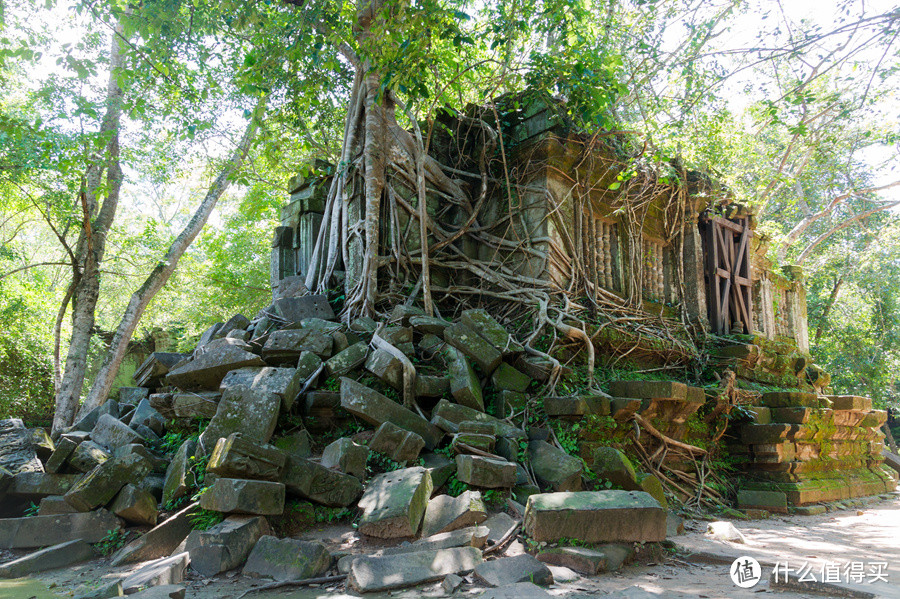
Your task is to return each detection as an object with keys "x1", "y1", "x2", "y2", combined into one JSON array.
[{"x1": 0, "y1": 284, "x2": 680, "y2": 596}]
